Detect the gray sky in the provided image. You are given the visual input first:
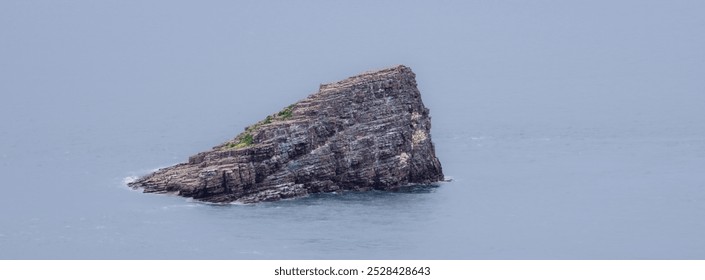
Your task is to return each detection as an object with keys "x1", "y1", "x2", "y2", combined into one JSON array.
[{"x1": 2, "y1": 0, "x2": 704, "y2": 139}]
